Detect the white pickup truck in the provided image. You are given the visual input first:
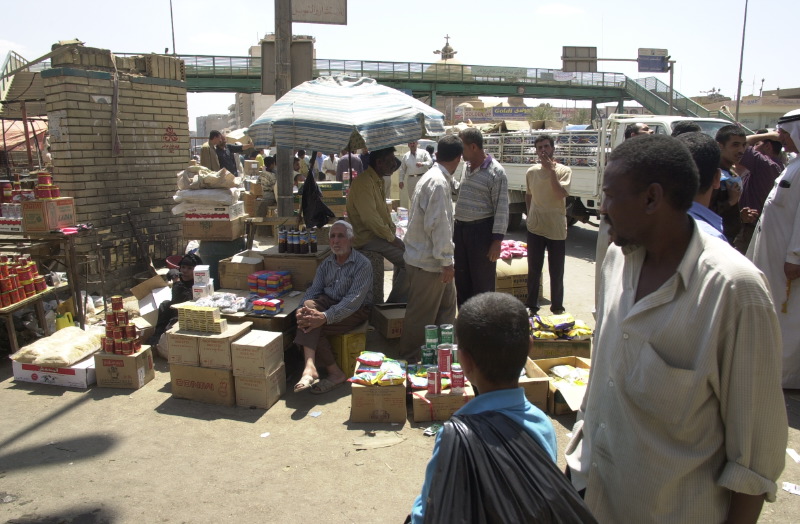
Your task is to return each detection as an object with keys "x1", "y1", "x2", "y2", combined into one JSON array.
[{"x1": 480, "y1": 114, "x2": 737, "y2": 229}]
